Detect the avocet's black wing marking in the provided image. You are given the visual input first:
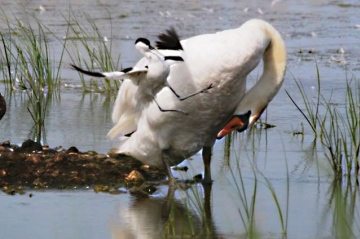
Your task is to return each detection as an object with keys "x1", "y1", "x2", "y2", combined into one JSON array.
[
  {"x1": 70, "y1": 64, "x2": 148, "y2": 79},
  {"x1": 155, "y1": 27, "x2": 183, "y2": 51},
  {"x1": 70, "y1": 64, "x2": 106, "y2": 78}
]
